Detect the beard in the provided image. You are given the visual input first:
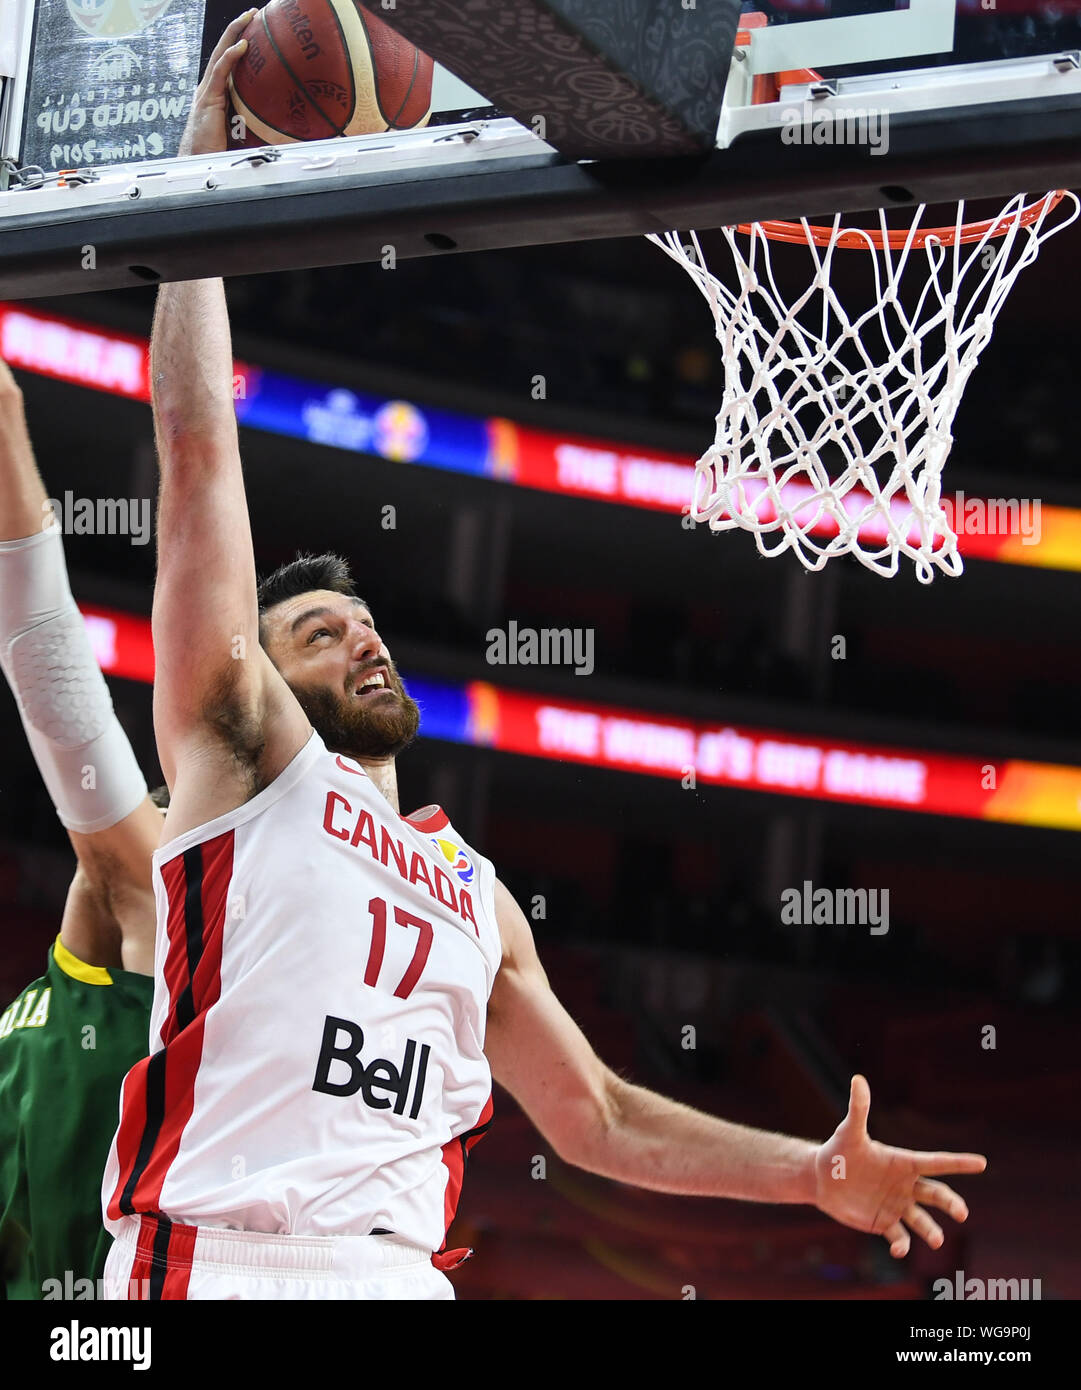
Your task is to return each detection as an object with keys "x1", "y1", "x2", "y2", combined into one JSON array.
[{"x1": 288, "y1": 665, "x2": 420, "y2": 761}]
